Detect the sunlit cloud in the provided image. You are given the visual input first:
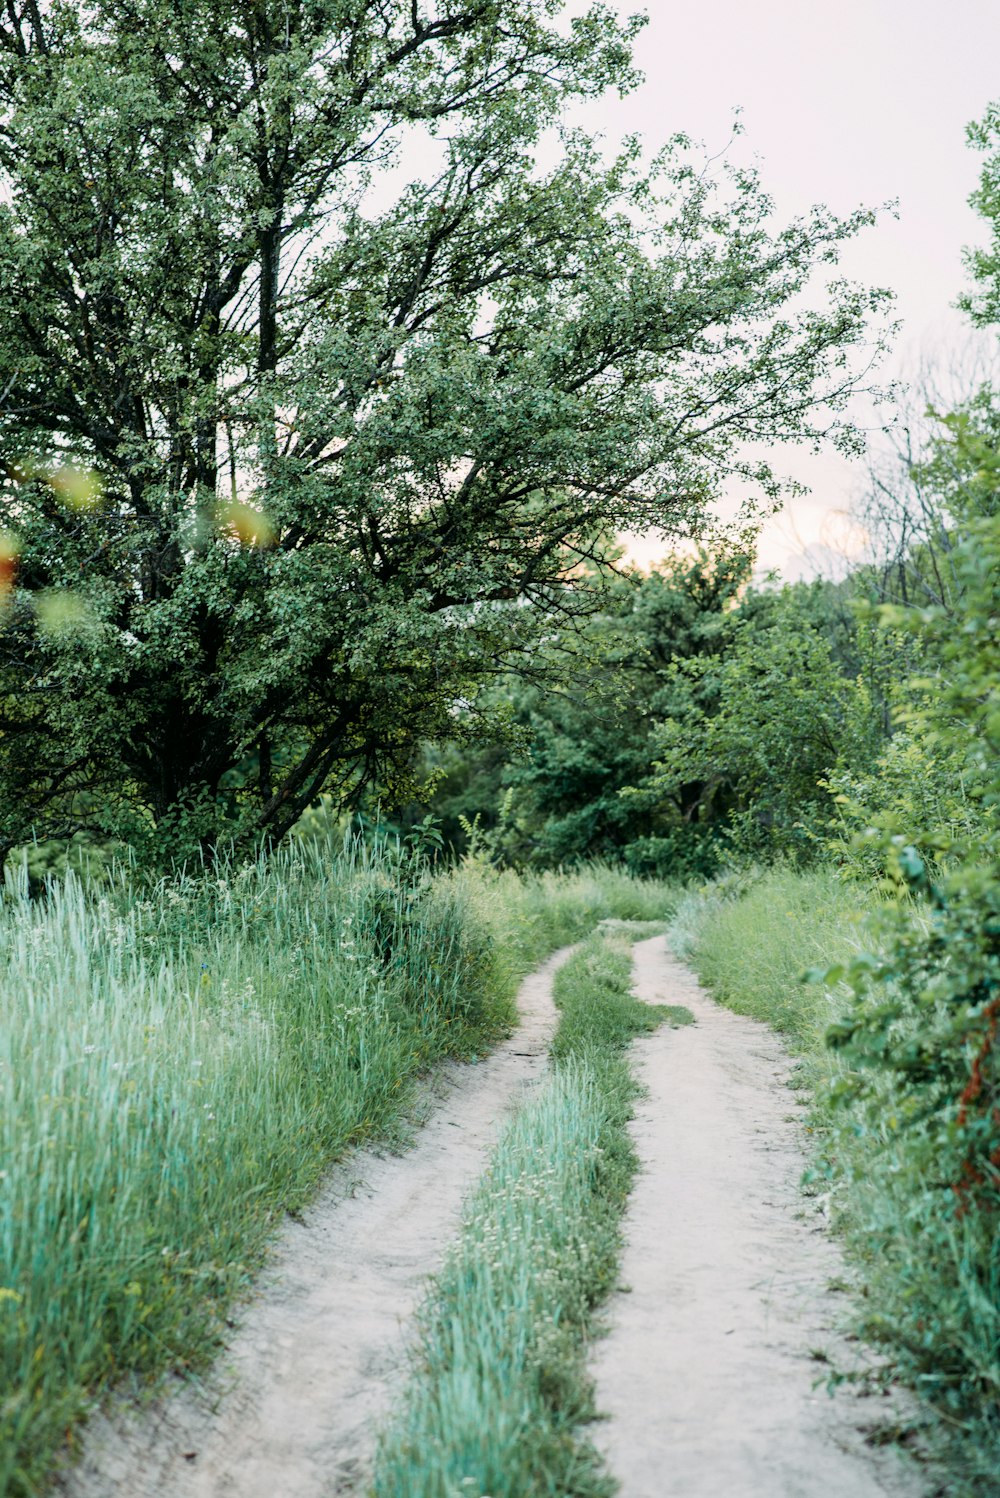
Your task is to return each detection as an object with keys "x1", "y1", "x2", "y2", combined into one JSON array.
[{"x1": 820, "y1": 507, "x2": 870, "y2": 560}]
